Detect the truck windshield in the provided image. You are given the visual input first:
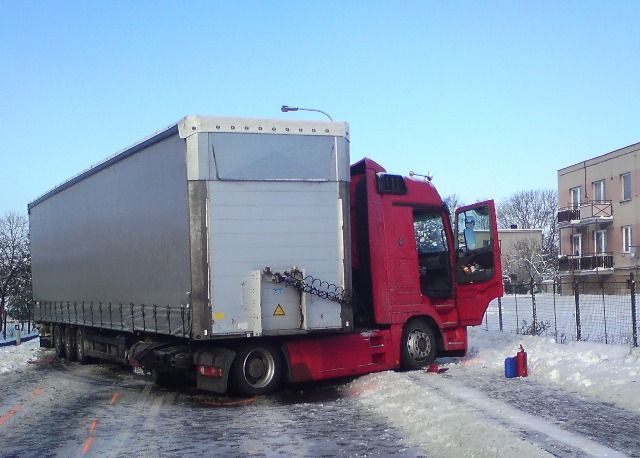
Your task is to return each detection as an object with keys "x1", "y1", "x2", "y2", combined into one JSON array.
[
  {"x1": 413, "y1": 210, "x2": 452, "y2": 298},
  {"x1": 414, "y1": 212, "x2": 448, "y2": 254}
]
